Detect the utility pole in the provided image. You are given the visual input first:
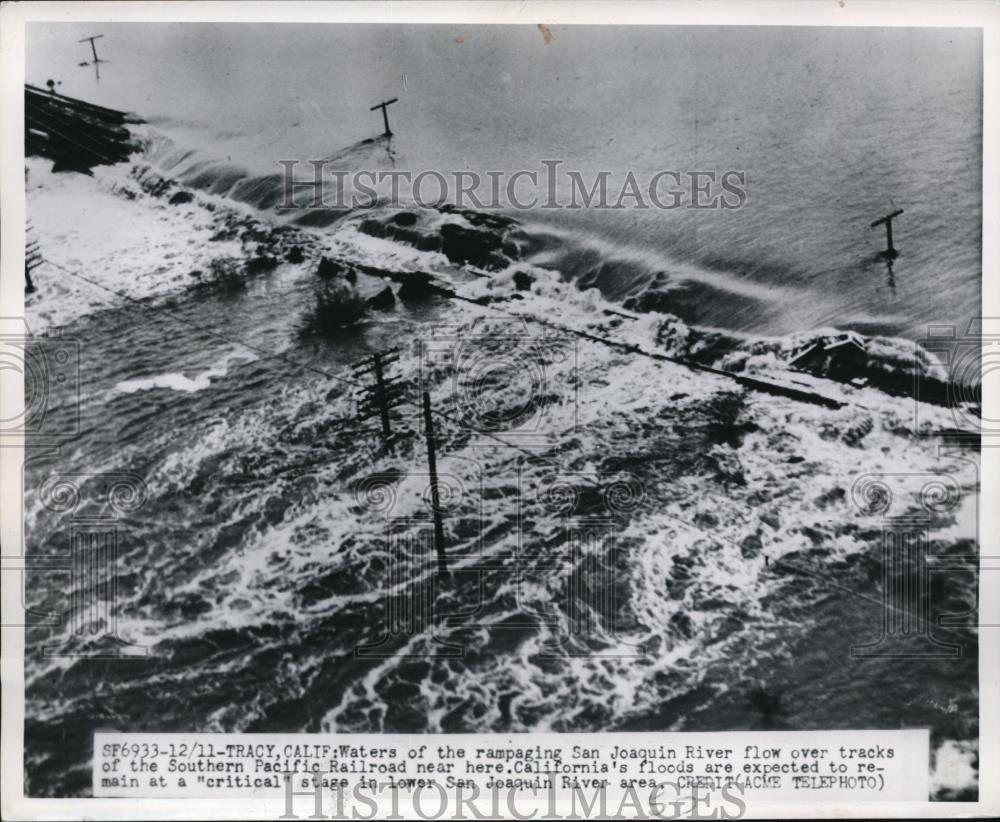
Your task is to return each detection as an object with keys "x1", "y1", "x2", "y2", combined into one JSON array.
[
  {"x1": 372, "y1": 353, "x2": 391, "y2": 439},
  {"x1": 870, "y1": 209, "x2": 904, "y2": 259},
  {"x1": 25, "y1": 223, "x2": 41, "y2": 293},
  {"x1": 422, "y1": 392, "x2": 449, "y2": 579},
  {"x1": 79, "y1": 35, "x2": 104, "y2": 64},
  {"x1": 369, "y1": 98, "x2": 399, "y2": 137},
  {"x1": 78, "y1": 34, "x2": 105, "y2": 79},
  {"x1": 352, "y1": 347, "x2": 404, "y2": 441}
]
